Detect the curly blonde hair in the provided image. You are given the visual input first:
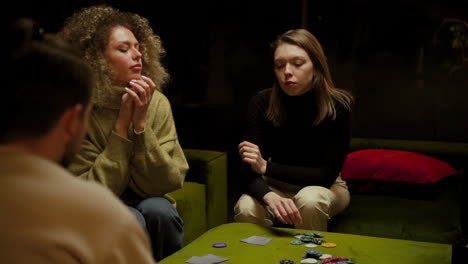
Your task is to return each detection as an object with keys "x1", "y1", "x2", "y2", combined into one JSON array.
[{"x1": 59, "y1": 5, "x2": 169, "y2": 91}]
